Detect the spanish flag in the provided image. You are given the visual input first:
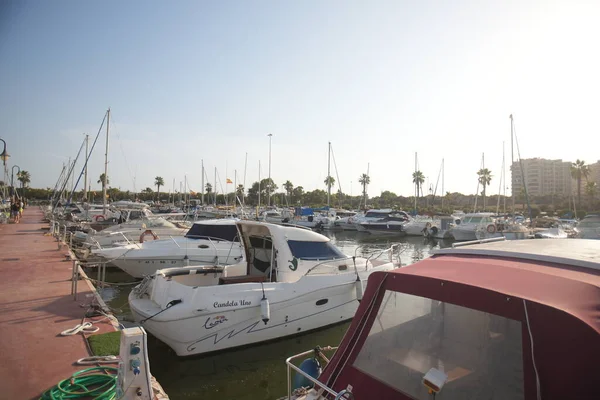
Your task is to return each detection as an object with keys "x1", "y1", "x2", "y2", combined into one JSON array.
[{"x1": 226, "y1": 178, "x2": 233, "y2": 184}]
